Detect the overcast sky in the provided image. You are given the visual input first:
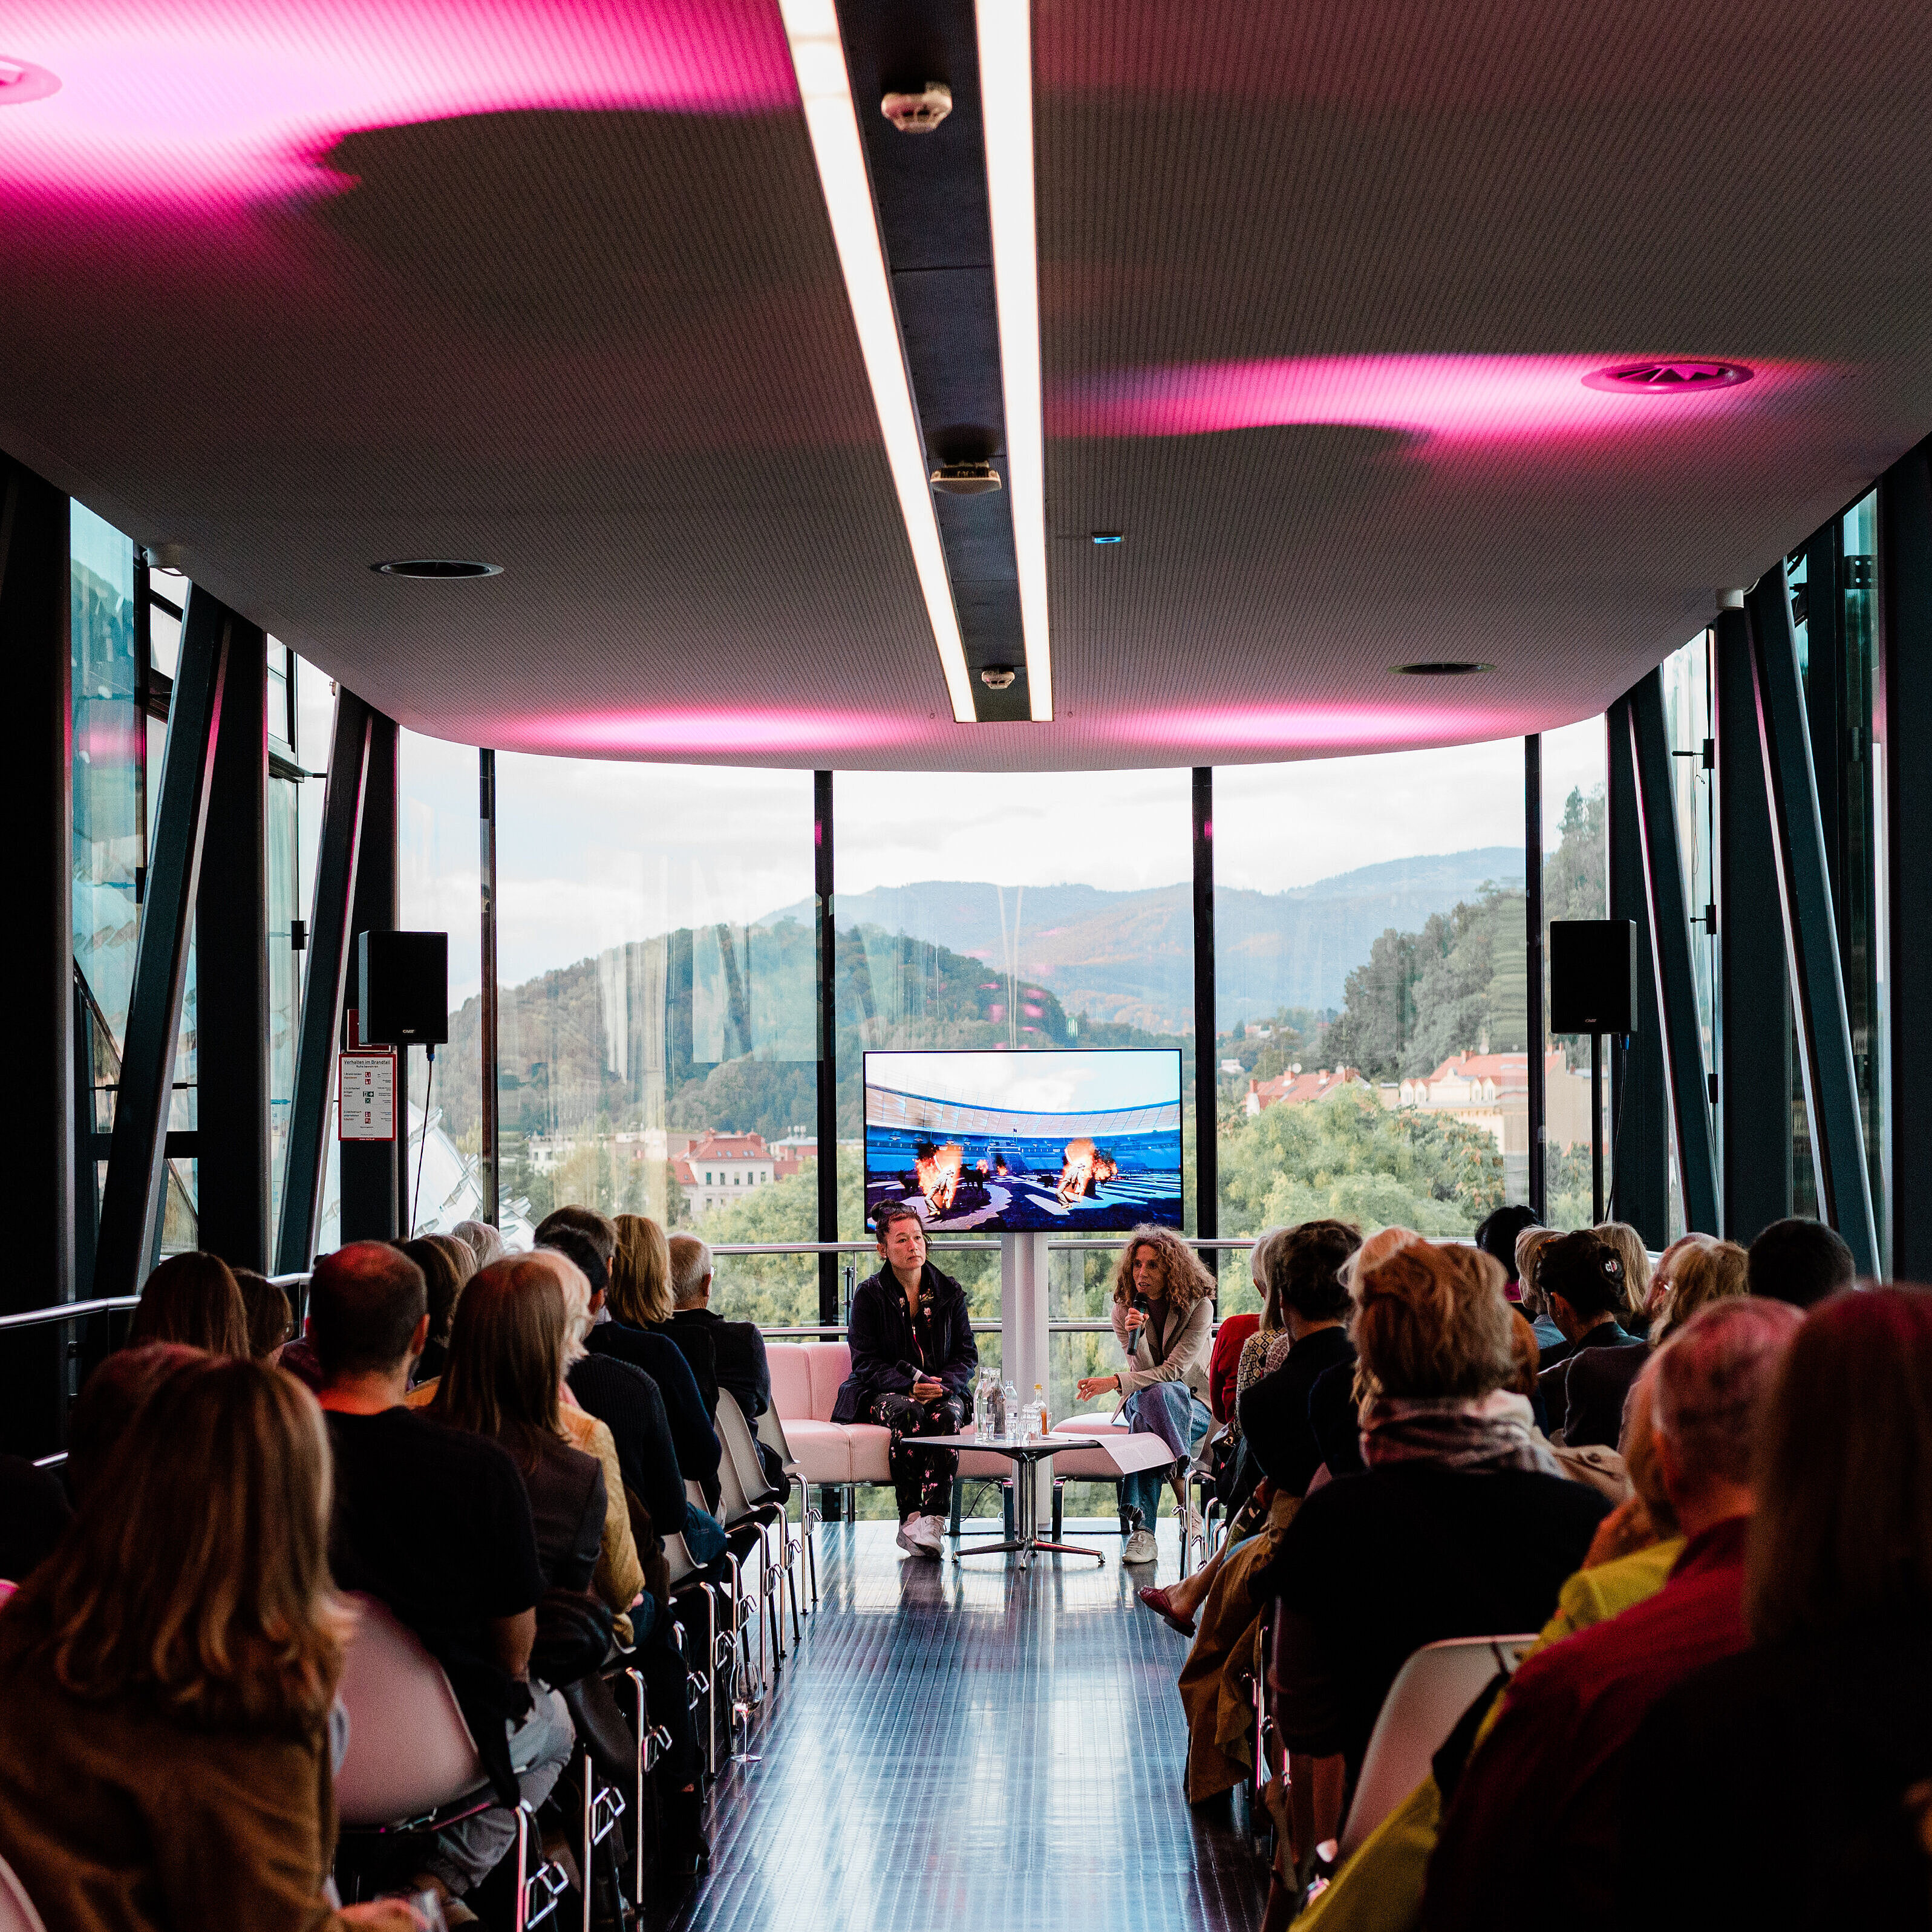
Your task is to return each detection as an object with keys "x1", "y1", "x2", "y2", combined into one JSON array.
[{"x1": 391, "y1": 718, "x2": 1606, "y2": 1006}]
